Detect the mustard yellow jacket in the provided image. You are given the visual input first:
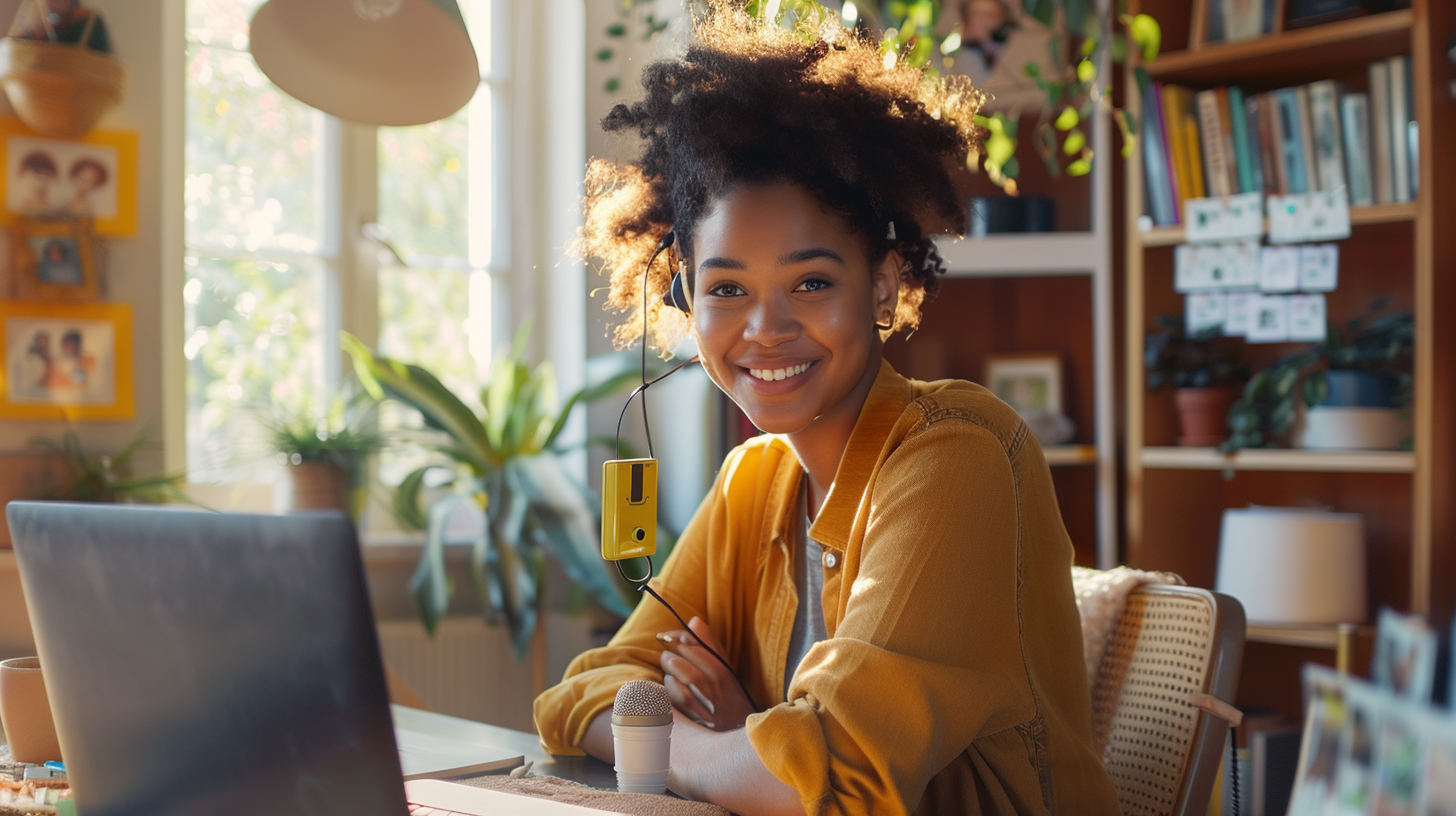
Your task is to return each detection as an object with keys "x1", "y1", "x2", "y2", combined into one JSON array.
[{"x1": 534, "y1": 361, "x2": 1121, "y2": 815}]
